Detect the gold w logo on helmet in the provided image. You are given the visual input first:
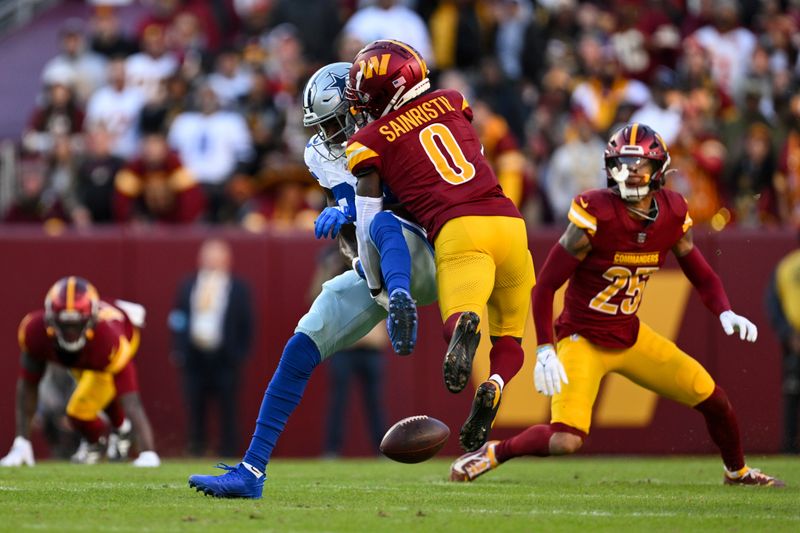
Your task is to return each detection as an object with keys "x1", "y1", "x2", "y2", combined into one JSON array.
[{"x1": 359, "y1": 54, "x2": 391, "y2": 79}]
